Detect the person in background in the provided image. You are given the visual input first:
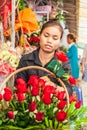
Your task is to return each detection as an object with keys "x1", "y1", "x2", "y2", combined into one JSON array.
[
  {"x1": 66, "y1": 33, "x2": 79, "y2": 79},
  {"x1": 15, "y1": 20, "x2": 73, "y2": 95}
]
